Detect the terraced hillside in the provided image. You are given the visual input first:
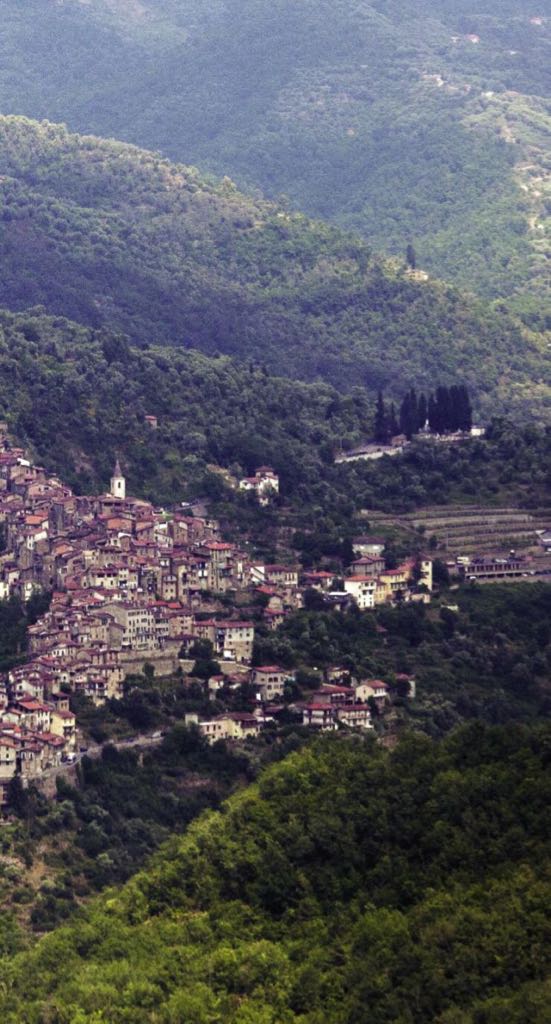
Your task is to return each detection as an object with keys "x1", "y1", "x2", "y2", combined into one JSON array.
[{"x1": 370, "y1": 504, "x2": 551, "y2": 556}]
